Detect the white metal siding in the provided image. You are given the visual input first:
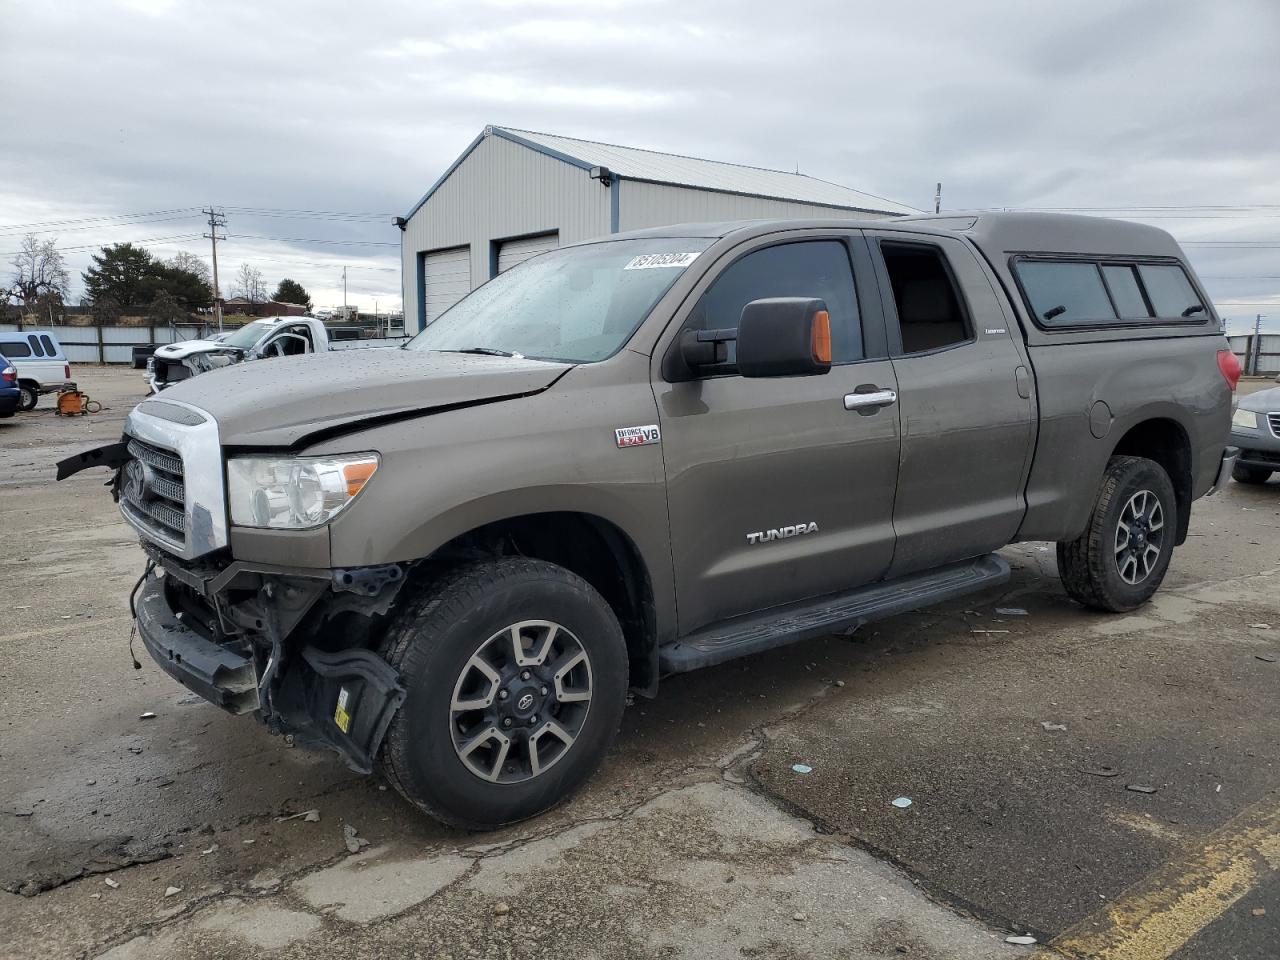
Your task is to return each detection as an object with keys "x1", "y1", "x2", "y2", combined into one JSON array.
[
  {"x1": 402, "y1": 134, "x2": 611, "y2": 332},
  {"x1": 497, "y1": 232, "x2": 559, "y2": 273},
  {"x1": 618, "y1": 181, "x2": 898, "y2": 233},
  {"x1": 423, "y1": 246, "x2": 471, "y2": 323}
]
